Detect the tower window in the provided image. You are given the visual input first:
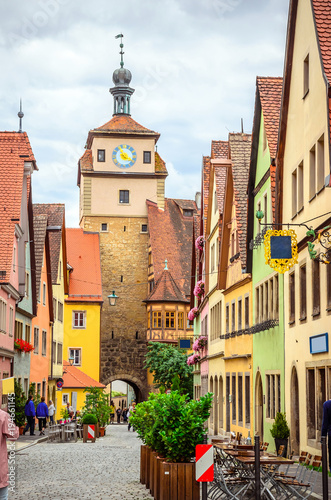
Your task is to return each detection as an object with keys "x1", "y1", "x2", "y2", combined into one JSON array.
[
  {"x1": 141, "y1": 224, "x2": 148, "y2": 233},
  {"x1": 303, "y1": 54, "x2": 309, "y2": 97},
  {"x1": 97, "y1": 149, "x2": 105, "y2": 162},
  {"x1": 101, "y1": 223, "x2": 108, "y2": 232},
  {"x1": 119, "y1": 190, "x2": 129, "y2": 204},
  {"x1": 143, "y1": 151, "x2": 151, "y2": 163}
]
